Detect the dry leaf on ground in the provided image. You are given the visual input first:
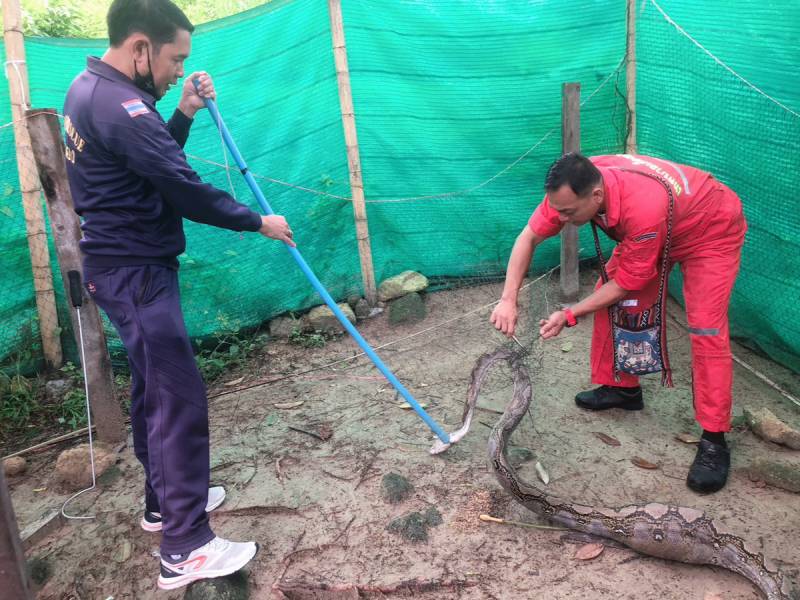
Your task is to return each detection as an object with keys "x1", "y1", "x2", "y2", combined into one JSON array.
[
  {"x1": 574, "y1": 542, "x2": 605, "y2": 560},
  {"x1": 224, "y1": 376, "x2": 244, "y2": 386},
  {"x1": 675, "y1": 432, "x2": 700, "y2": 444},
  {"x1": 535, "y1": 461, "x2": 549, "y2": 485},
  {"x1": 274, "y1": 401, "x2": 305, "y2": 409},
  {"x1": 631, "y1": 456, "x2": 659, "y2": 470},
  {"x1": 593, "y1": 432, "x2": 621, "y2": 447},
  {"x1": 397, "y1": 402, "x2": 428, "y2": 410}
]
